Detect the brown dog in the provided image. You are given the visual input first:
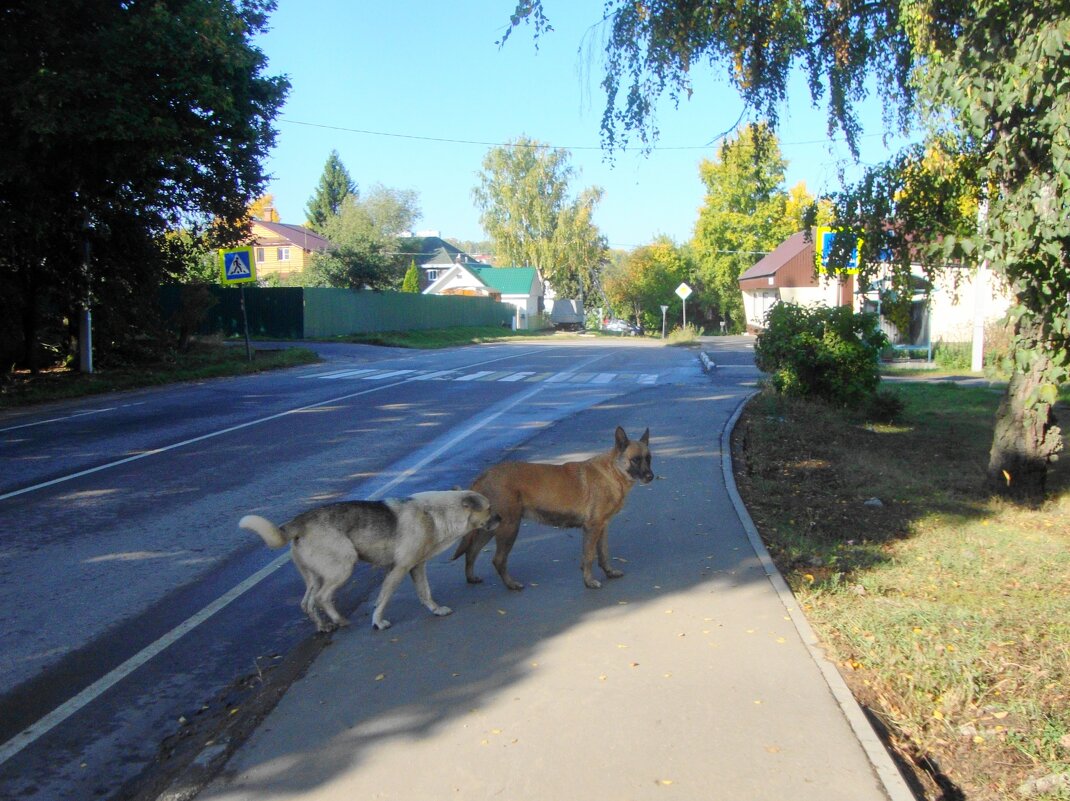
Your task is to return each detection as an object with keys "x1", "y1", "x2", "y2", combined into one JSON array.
[{"x1": 452, "y1": 426, "x2": 654, "y2": 590}]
